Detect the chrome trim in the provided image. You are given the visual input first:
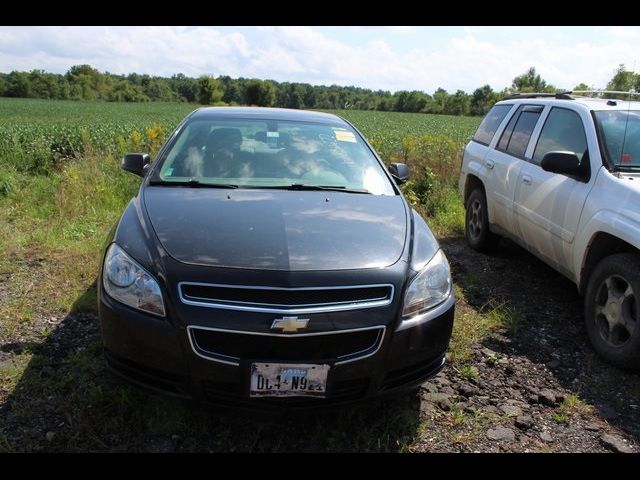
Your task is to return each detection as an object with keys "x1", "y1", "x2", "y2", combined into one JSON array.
[
  {"x1": 187, "y1": 325, "x2": 386, "y2": 367},
  {"x1": 395, "y1": 291, "x2": 455, "y2": 332},
  {"x1": 178, "y1": 282, "x2": 394, "y2": 314}
]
